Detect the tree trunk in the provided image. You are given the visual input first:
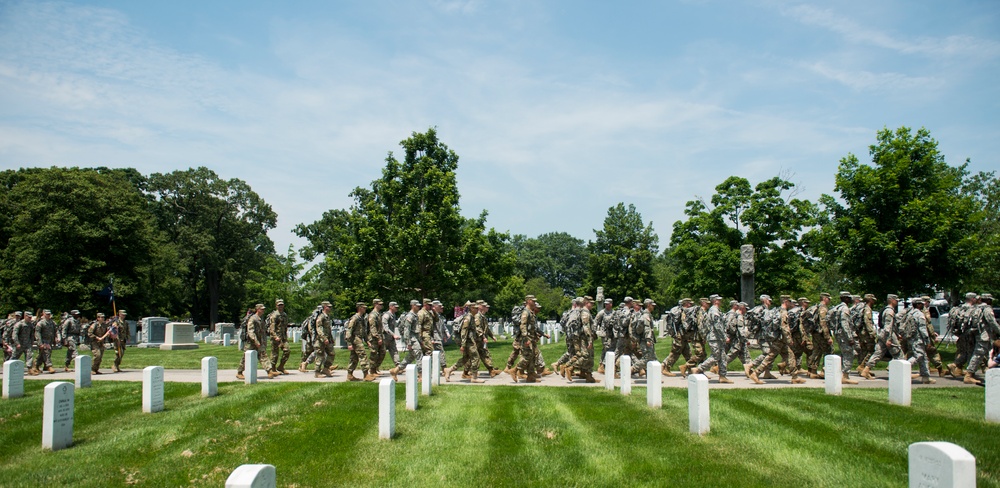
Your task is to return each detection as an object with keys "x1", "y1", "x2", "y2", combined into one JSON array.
[{"x1": 207, "y1": 268, "x2": 220, "y2": 327}]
